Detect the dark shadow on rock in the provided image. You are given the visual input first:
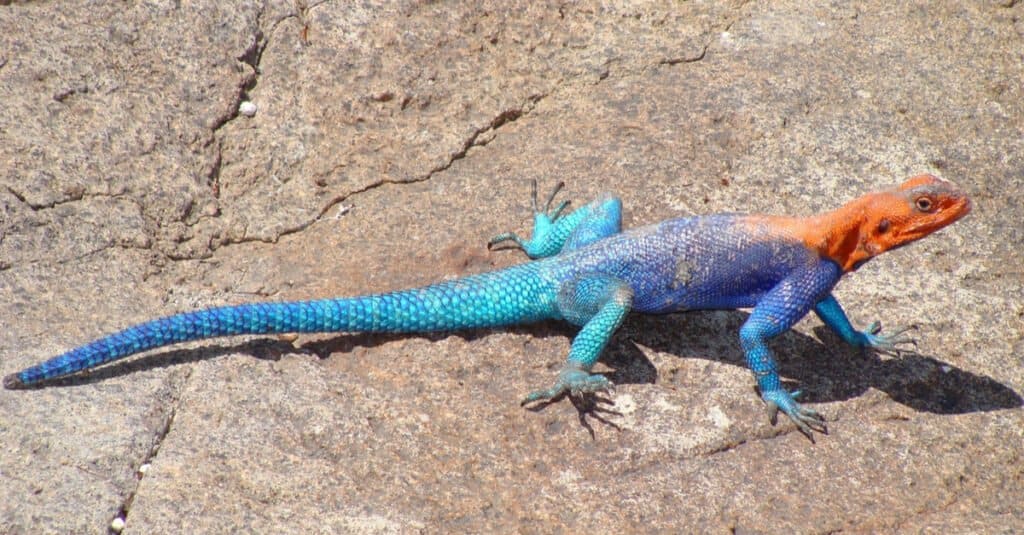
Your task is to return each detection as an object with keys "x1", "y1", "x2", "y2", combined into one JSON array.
[
  {"x1": 865, "y1": 353, "x2": 1022, "y2": 414},
  {"x1": 12, "y1": 338, "x2": 301, "y2": 389},
  {"x1": 596, "y1": 310, "x2": 1022, "y2": 416},
  {"x1": 300, "y1": 322, "x2": 574, "y2": 359},
  {"x1": 602, "y1": 336, "x2": 659, "y2": 386}
]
